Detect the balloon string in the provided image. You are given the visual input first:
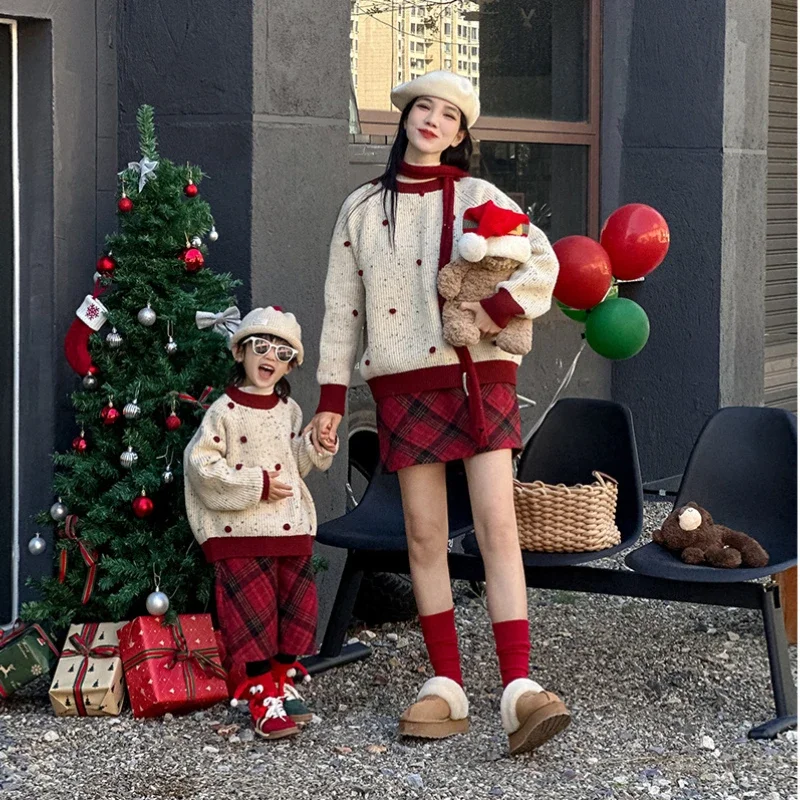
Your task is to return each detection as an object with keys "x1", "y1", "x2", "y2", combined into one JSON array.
[{"x1": 521, "y1": 340, "x2": 586, "y2": 449}]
